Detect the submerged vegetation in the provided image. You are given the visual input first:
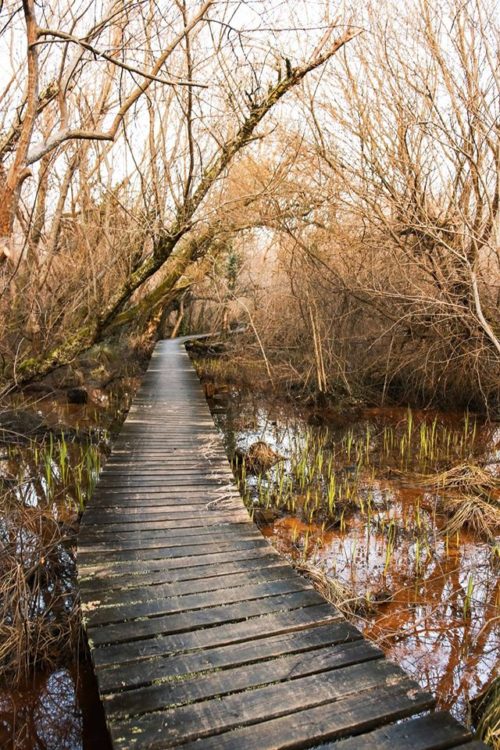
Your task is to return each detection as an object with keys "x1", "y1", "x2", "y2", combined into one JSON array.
[
  {"x1": 0, "y1": 387, "x2": 135, "y2": 748},
  {"x1": 413, "y1": 465, "x2": 500, "y2": 541},
  {"x1": 0, "y1": 433, "x2": 102, "y2": 683},
  {"x1": 197, "y1": 355, "x2": 499, "y2": 739}
]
